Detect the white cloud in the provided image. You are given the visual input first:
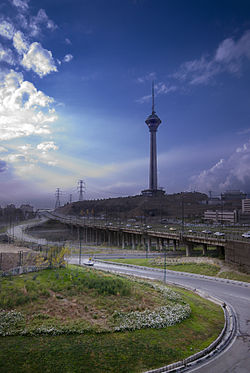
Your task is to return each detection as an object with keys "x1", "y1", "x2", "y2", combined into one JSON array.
[
  {"x1": 136, "y1": 81, "x2": 176, "y2": 103},
  {"x1": 173, "y1": 30, "x2": 250, "y2": 86},
  {"x1": 29, "y1": 9, "x2": 57, "y2": 36},
  {"x1": 136, "y1": 94, "x2": 151, "y2": 104},
  {"x1": 11, "y1": 0, "x2": 29, "y2": 12},
  {"x1": 0, "y1": 146, "x2": 8, "y2": 153},
  {"x1": 0, "y1": 70, "x2": 57, "y2": 140},
  {"x1": 16, "y1": 13, "x2": 28, "y2": 29},
  {"x1": 137, "y1": 72, "x2": 156, "y2": 83},
  {"x1": 4, "y1": 141, "x2": 58, "y2": 166},
  {"x1": 63, "y1": 54, "x2": 73, "y2": 63},
  {"x1": 215, "y1": 30, "x2": 250, "y2": 64},
  {"x1": 0, "y1": 43, "x2": 15, "y2": 65},
  {"x1": 173, "y1": 57, "x2": 221, "y2": 85},
  {"x1": 13, "y1": 31, "x2": 28, "y2": 54},
  {"x1": 0, "y1": 20, "x2": 15, "y2": 39},
  {"x1": 21, "y1": 42, "x2": 57, "y2": 77},
  {"x1": 37, "y1": 141, "x2": 58, "y2": 152},
  {"x1": 189, "y1": 140, "x2": 250, "y2": 192},
  {"x1": 238, "y1": 128, "x2": 250, "y2": 135},
  {"x1": 155, "y1": 81, "x2": 176, "y2": 94},
  {"x1": 65, "y1": 38, "x2": 71, "y2": 45}
]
